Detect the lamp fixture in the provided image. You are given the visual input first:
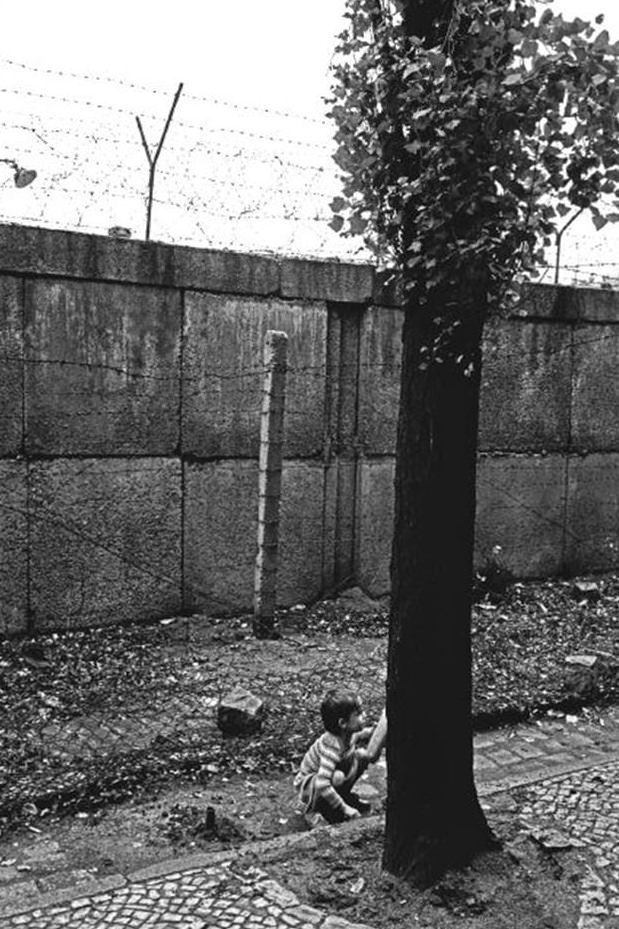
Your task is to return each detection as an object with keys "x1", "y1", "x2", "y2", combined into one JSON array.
[{"x1": 0, "y1": 158, "x2": 37, "y2": 188}]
